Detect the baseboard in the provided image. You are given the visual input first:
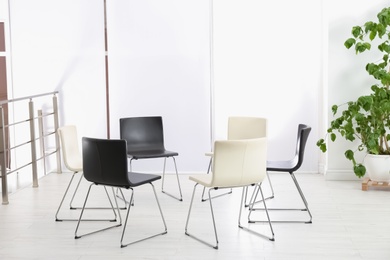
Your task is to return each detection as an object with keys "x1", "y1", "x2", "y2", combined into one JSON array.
[{"x1": 325, "y1": 169, "x2": 361, "y2": 181}]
